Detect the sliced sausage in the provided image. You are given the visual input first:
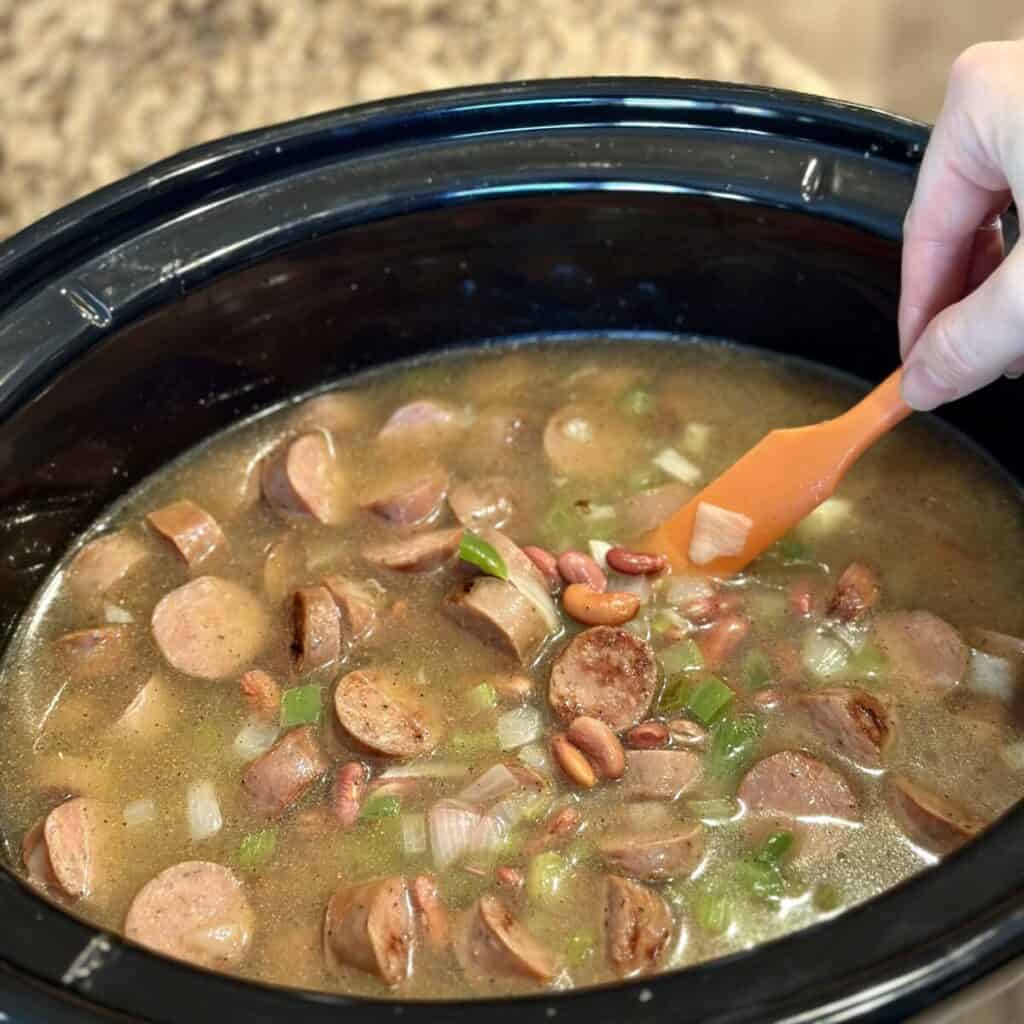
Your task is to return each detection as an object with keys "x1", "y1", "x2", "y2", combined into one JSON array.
[
  {"x1": 873, "y1": 610, "x2": 968, "y2": 694},
  {"x1": 362, "y1": 527, "x2": 463, "y2": 573},
  {"x1": 798, "y1": 688, "x2": 894, "y2": 768},
  {"x1": 619, "y1": 483, "x2": 695, "y2": 538},
  {"x1": 262, "y1": 533, "x2": 307, "y2": 605},
  {"x1": 292, "y1": 585, "x2": 342, "y2": 674},
  {"x1": 829, "y1": 562, "x2": 881, "y2": 622},
  {"x1": 56, "y1": 626, "x2": 132, "y2": 682},
  {"x1": 321, "y1": 575, "x2": 378, "y2": 641},
  {"x1": 262, "y1": 432, "x2": 346, "y2": 525},
  {"x1": 455, "y1": 894, "x2": 559, "y2": 983},
  {"x1": 239, "y1": 669, "x2": 281, "y2": 721},
  {"x1": 549, "y1": 626, "x2": 658, "y2": 731},
  {"x1": 146, "y1": 499, "x2": 226, "y2": 568},
  {"x1": 24, "y1": 797, "x2": 112, "y2": 899},
  {"x1": 598, "y1": 825, "x2": 705, "y2": 881},
  {"x1": 67, "y1": 531, "x2": 147, "y2": 602},
  {"x1": 444, "y1": 576, "x2": 549, "y2": 665},
  {"x1": 523, "y1": 806, "x2": 582, "y2": 855},
  {"x1": 411, "y1": 874, "x2": 450, "y2": 952},
  {"x1": 334, "y1": 669, "x2": 440, "y2": 758},
  {"x1": 242, "y1": 726, "x2": 327, "y2": 818},
  {"x1": 331, "y1": 762, "x2": 368, "y2": 828},
  {"x1": 125, "y1": 861, "x2": 254, "y2": 969},
  {"x1": 378, "y1": 399, "x2": 465, "y2": 444},
  {"x1": 604, "y1": 875, "x2": 672, "y2": 978},
  {"x1": 323, "y1": 876, "x2": 414, "y2": 985},
  {"x1": 110, "y1": 674, "x2": 176, "y2": 741},
  {"x1": 697, "y1": 614, "x2": 750, "y2": 669},
  {"x1": 290, "y1": 391, "x2": 368, "y2": 435},
  {"x1": 152, "y1": 576, "x2": 269, "y2": 681},
  {"x1": 448, "y1": 477, "x2": 518, "y2": 530},
  {"x1": 739, "y1": 751, "x2": 860, "y2": 823},
  {"x1": 622, "y1": 749, "x2": 703, "y2": 800},
  {"x1": 543, "y1": 403, "x2": 638, "y2": 479},
  {"x1": 361, "y1": 463, "x2": 449, "y2": 526},
  {"x1": 888, "y1": 776, "x2": 985, "y2": 855}
]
